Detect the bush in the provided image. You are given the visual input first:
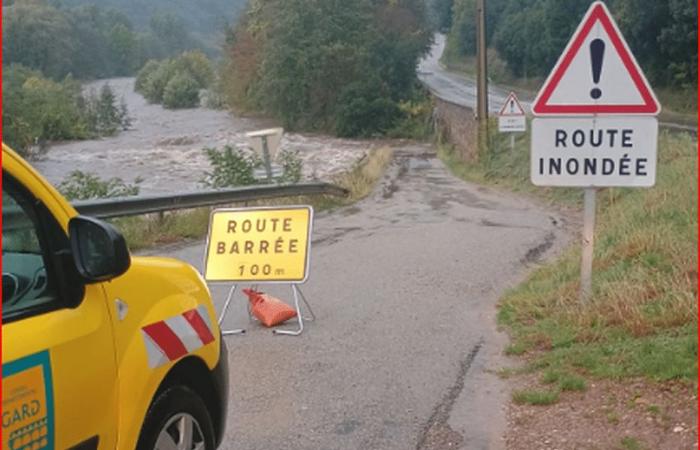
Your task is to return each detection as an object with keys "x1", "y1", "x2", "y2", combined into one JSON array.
[
  {"x1": 277, "y1": 149, "x2": 303, "y2": 184},
  {"x1": 83, "y1": 83, "x2": 131, "y2": 135},
  {"x1": 163, "y1": 72, "x2": 200, "y2": 108},
  {"x1": 134, "y1": 60, "x2": 160, "y2": 92},
  {"x1": 59, "y1": 170, "x2": 141, "y2": 200},
  {"x1": 201, "y1": 146, "x2": 260, "y2": 188},
  {"x1": 3, "y1": 65, "x2": 87, "y2": 155},
  {"x1": 335, "y1": 80, "x2": 401, "y2": 138},
  {"x1": 134, "y1": 51, "x2": 213, "y2": 109}
]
